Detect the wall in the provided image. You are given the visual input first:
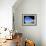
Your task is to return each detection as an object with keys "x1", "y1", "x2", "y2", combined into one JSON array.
[
  {"x1": 41, "y1": 0, "x2": 46, "y2": 46},
  {"x1": 13, "y1": 0, "x2": 41, "y2": 46},
  {"x1": 0, "y1": 0, "x2": 16, "y2": 30}
]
